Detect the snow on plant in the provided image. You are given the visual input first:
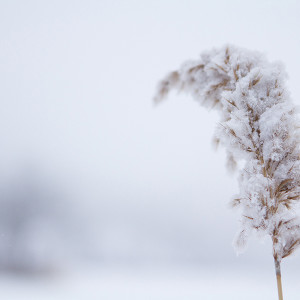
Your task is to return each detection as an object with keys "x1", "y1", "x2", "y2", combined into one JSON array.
[{"x1": 154, "y1": 45, "x2": 300, "y2": 300}]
